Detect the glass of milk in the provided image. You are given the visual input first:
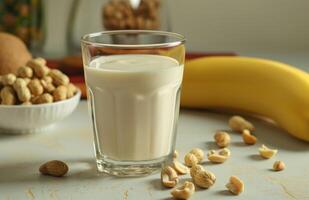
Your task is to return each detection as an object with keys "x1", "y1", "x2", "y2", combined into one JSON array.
[{"x1": 81, "y1": 30, "x2": 185, "y2": 176}]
